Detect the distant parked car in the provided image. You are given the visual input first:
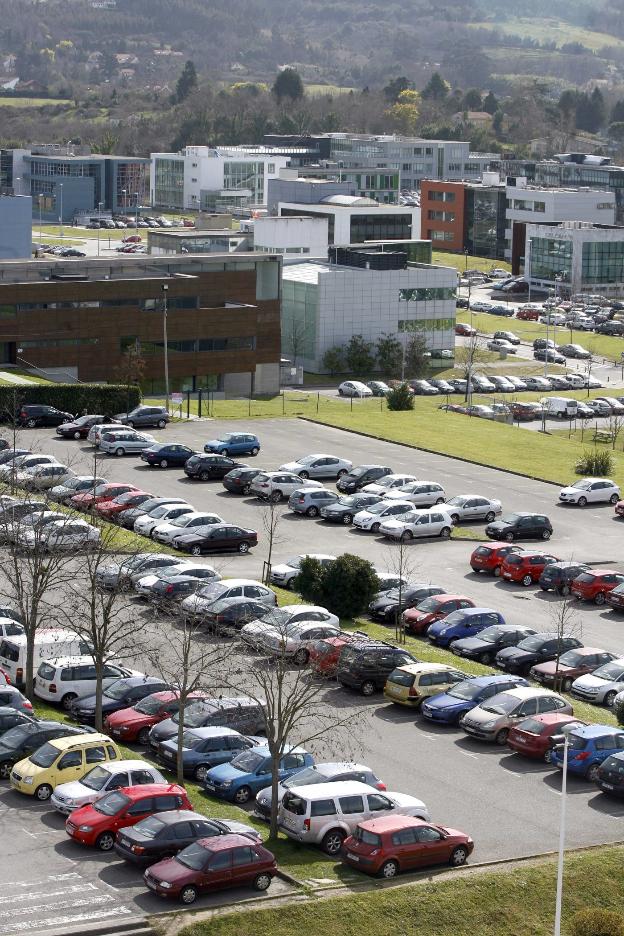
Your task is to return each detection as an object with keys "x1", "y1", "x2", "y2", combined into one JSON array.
[
  {"x1": 17, "y1": 405, "x2": 73, "y2": 428},
  {"x1": 288, "y1": 487, "x2": 339, "y2": 517},
  {"x1": 485, "y1": 512, "x2": 553, "y2": 542},
  {"x1": 174, "y1": 524, "x2": 259, "y2": 557},
  {"x1": 531, "y1": 647, "x2": 616, "y2": 692},
  {"x1": 445, "y1": 495, "x2": 501, "y2": 524},
  {"x1": 460, "y1": 687, "x2": 572, "y2": 744},
  {"x1": 114, "y1": 406, "x2": 169, "y2": 429},
  {"x1": 366, "y1": 381, "x2": 390, "y2": 396},
  {"x1": 421, "y1": 674, "x2": 529, "y2": 725},
  {"x1": 507, "y1": 713, "x2": 586, "y2": 762},
  {"x1": 342, "y1": 816, "x2": 474, "y2": 877},
  {"x1": 203, "y1": 433, "x2": 260, "y2": 457},
  {"x1": 184, "y1": 454, "x2": 245, "y2": 481},
  {"x1": 338, "y1": 381, "x2": 373, "y2": 398},
  {"x1": 571, "y1": 569, "x2": 624, "y2": 605},
  {"x1": 571, "y1": 658, "x2": 624, "y2": 707},
  {"x1": 558, "y1": 478, "x2": 620, "y2": 507},
  {"x1": 278, "y1": 454, "x2": 353, "y2": 480},
  {"x1": 56, "y1": 414, "x2": 105, "y2": 439},
  {"x1": 551, "y1": 724, "x2": 624, "y2": 781},
  {"x1": 336, "y1": 465, "x2": 393, "y2": 494},
  {"x1": 141, "y1": 444, "x2": 196, "y2": 468},
  {"x1": 98, "y1": 430, "x2": 156, "y2": 457}
]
